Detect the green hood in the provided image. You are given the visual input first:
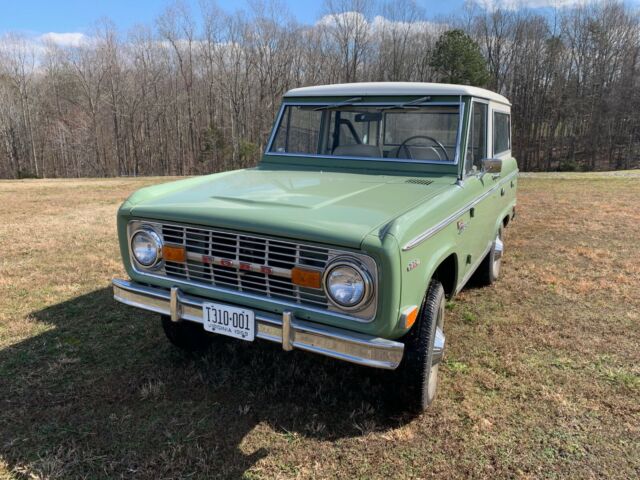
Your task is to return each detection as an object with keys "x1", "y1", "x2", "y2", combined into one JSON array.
[{"x1": 124, "y1": 168, "x2": 450, "y2": 248}]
